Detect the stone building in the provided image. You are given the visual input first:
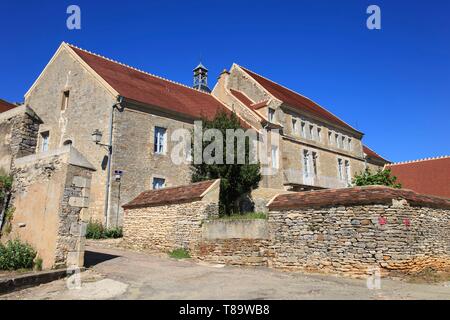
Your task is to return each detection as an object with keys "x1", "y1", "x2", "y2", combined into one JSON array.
[{"x1": 1, "y1": 42, "x2": 389, "y2": 227}]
